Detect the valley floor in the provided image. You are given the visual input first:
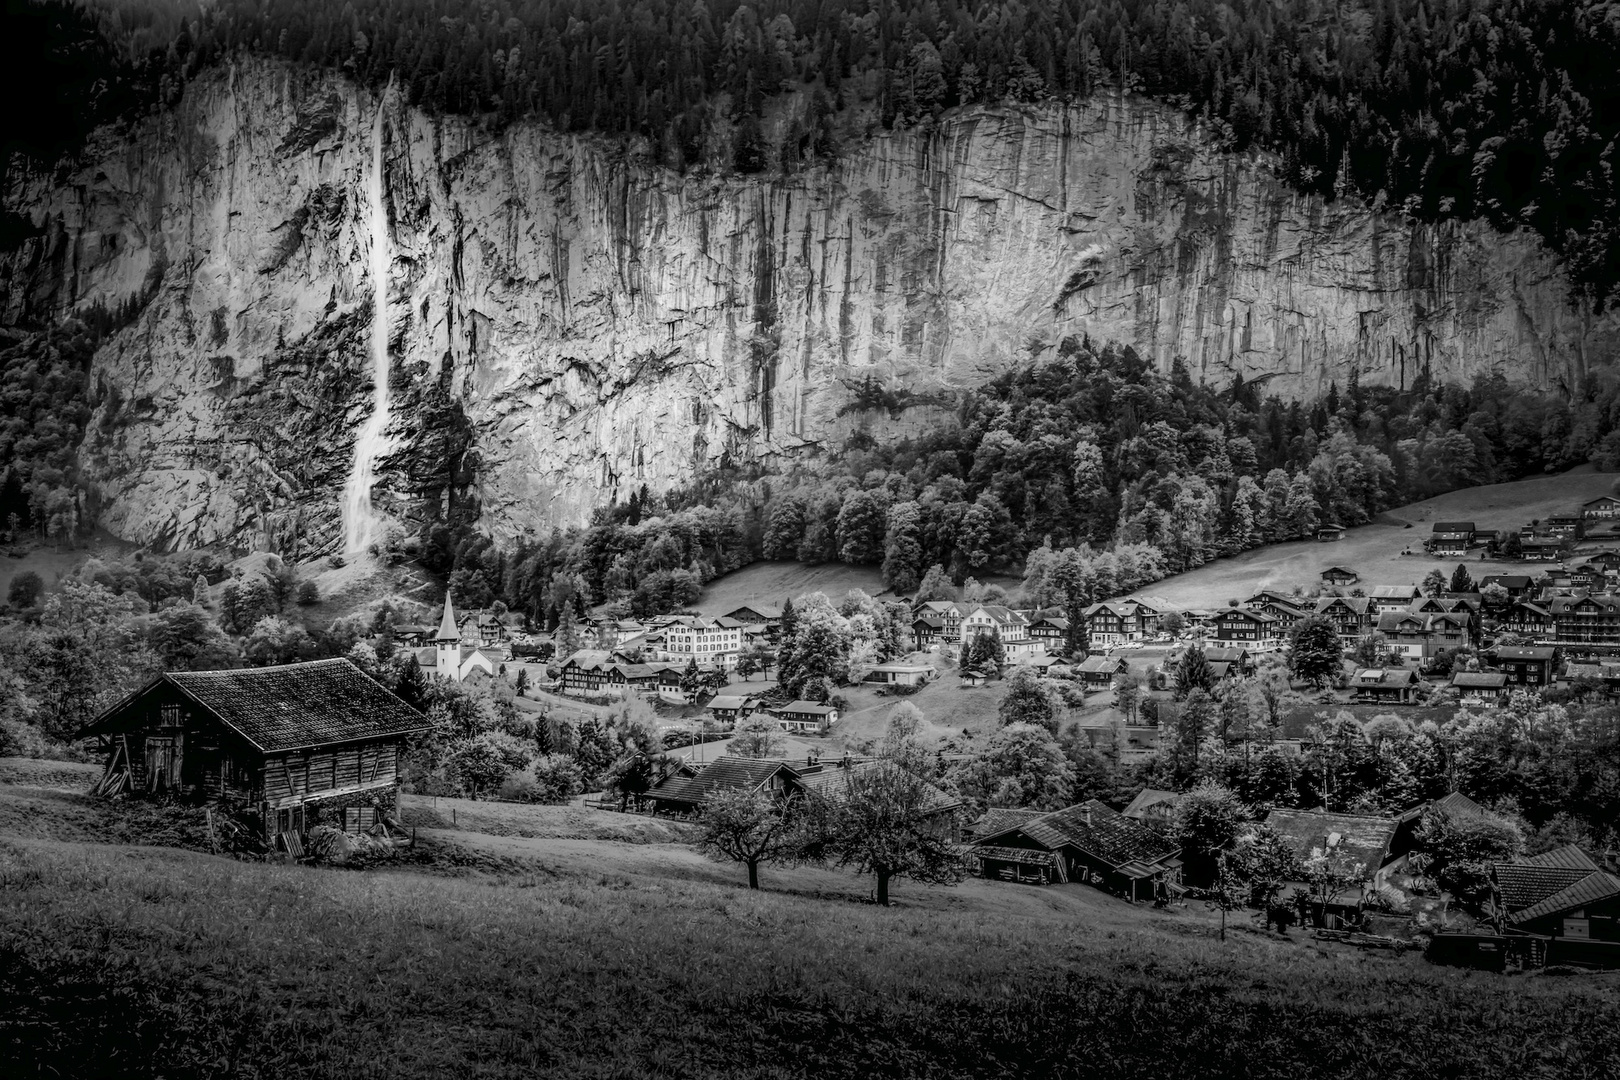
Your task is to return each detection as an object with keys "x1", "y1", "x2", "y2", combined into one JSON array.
[{"x1": 2, "y1": 759, "x2": 1617, "y2": 1079}]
